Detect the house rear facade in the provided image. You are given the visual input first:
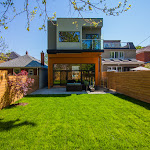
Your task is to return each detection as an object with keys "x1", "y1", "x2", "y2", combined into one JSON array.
[
  {"x1": 102, "y1": 40, "x2": 144, "y2": 72},
  {"x1": 47, "y1": 18, "x2": 104, "y2": 88},
  {"x1": 47, "y1": 18, "x2": 144, "y2": 88}
]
